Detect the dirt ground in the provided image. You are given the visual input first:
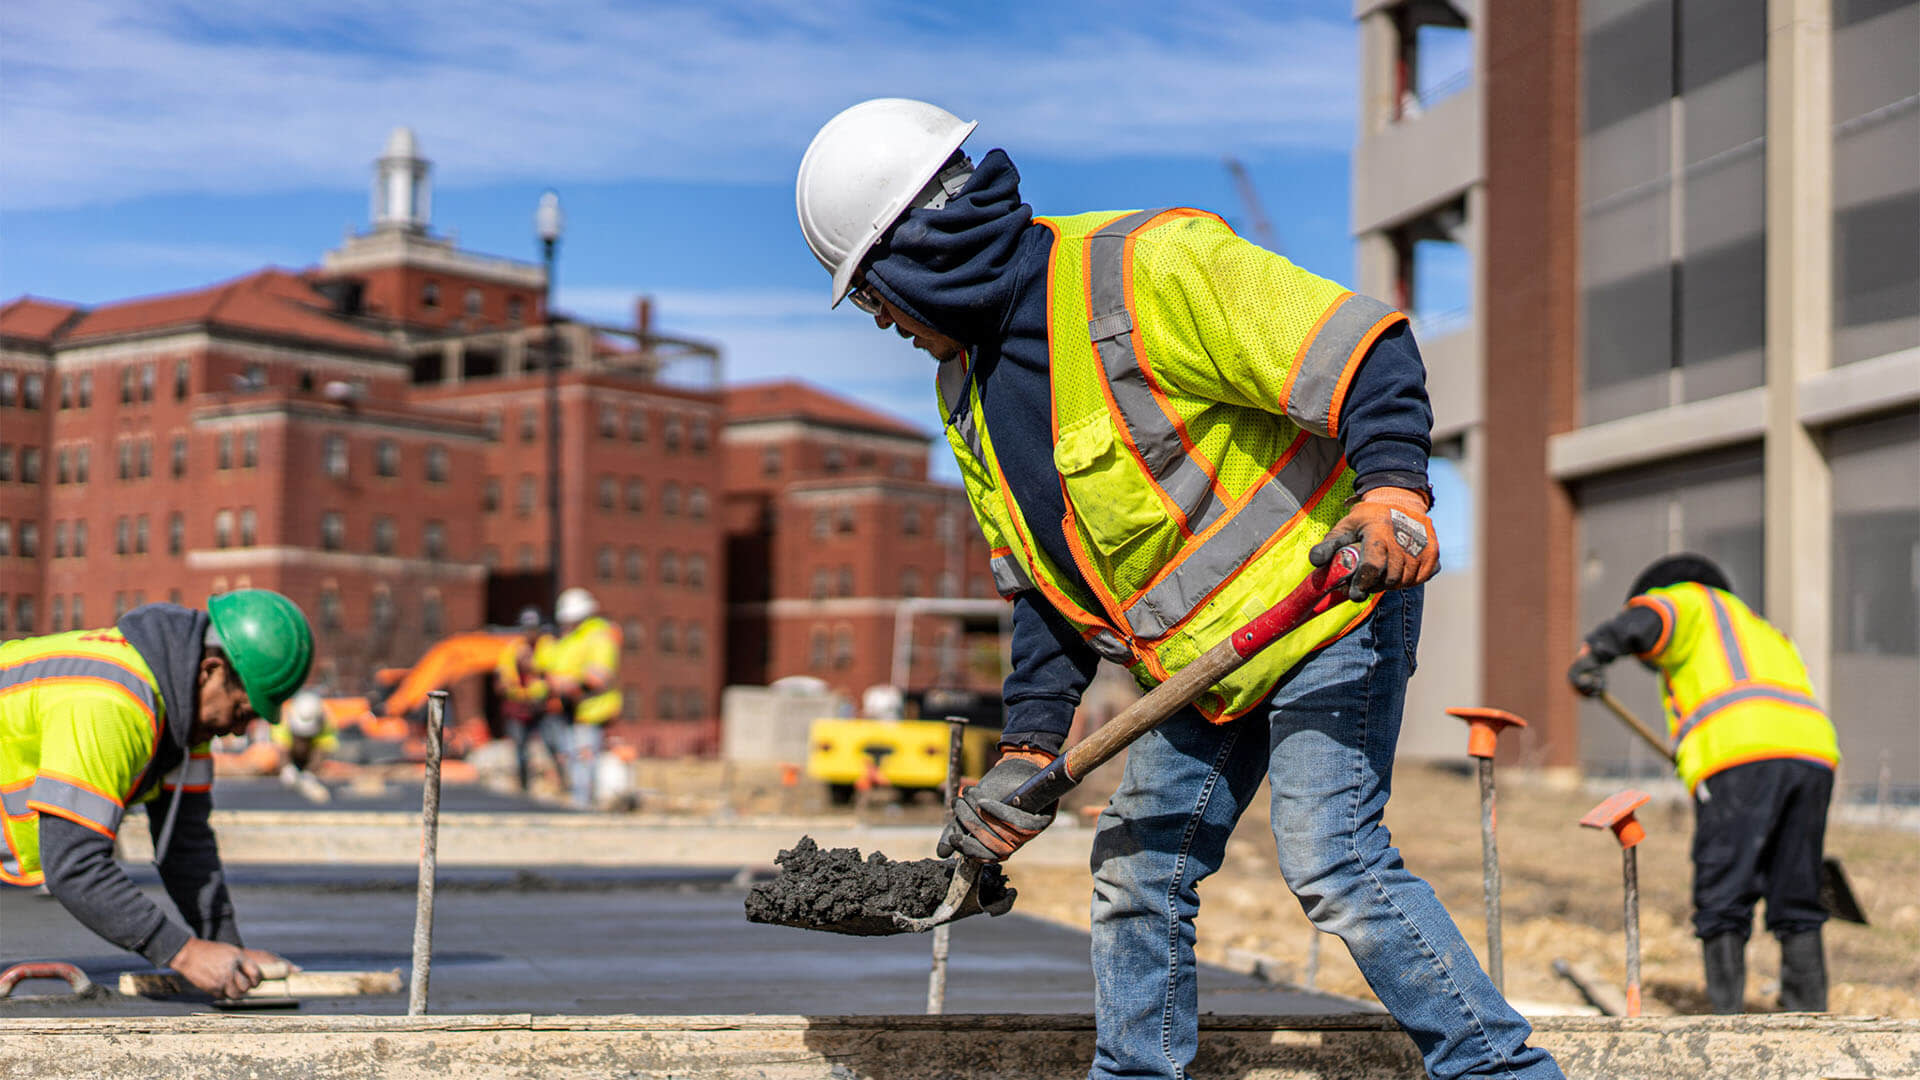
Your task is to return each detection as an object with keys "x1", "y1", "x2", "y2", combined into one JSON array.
[{"x1": 1009, "y1": 763, "x2": 1920, "y2": 1018}]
